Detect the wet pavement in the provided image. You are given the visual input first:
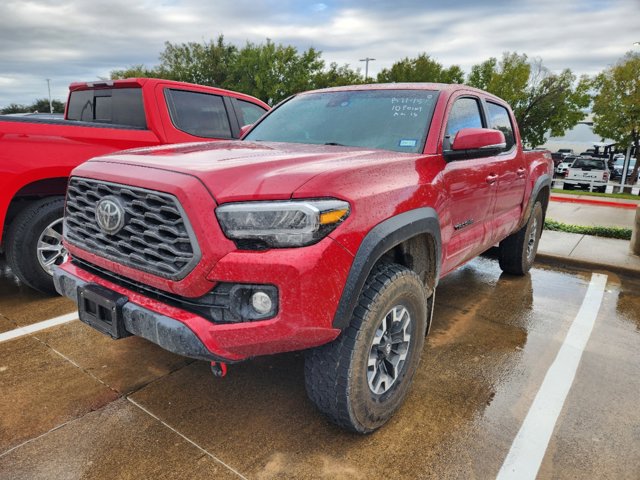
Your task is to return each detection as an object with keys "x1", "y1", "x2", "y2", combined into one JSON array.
[{"x1": 0, "y1": 256, "x2": 639, "y2": 479}]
